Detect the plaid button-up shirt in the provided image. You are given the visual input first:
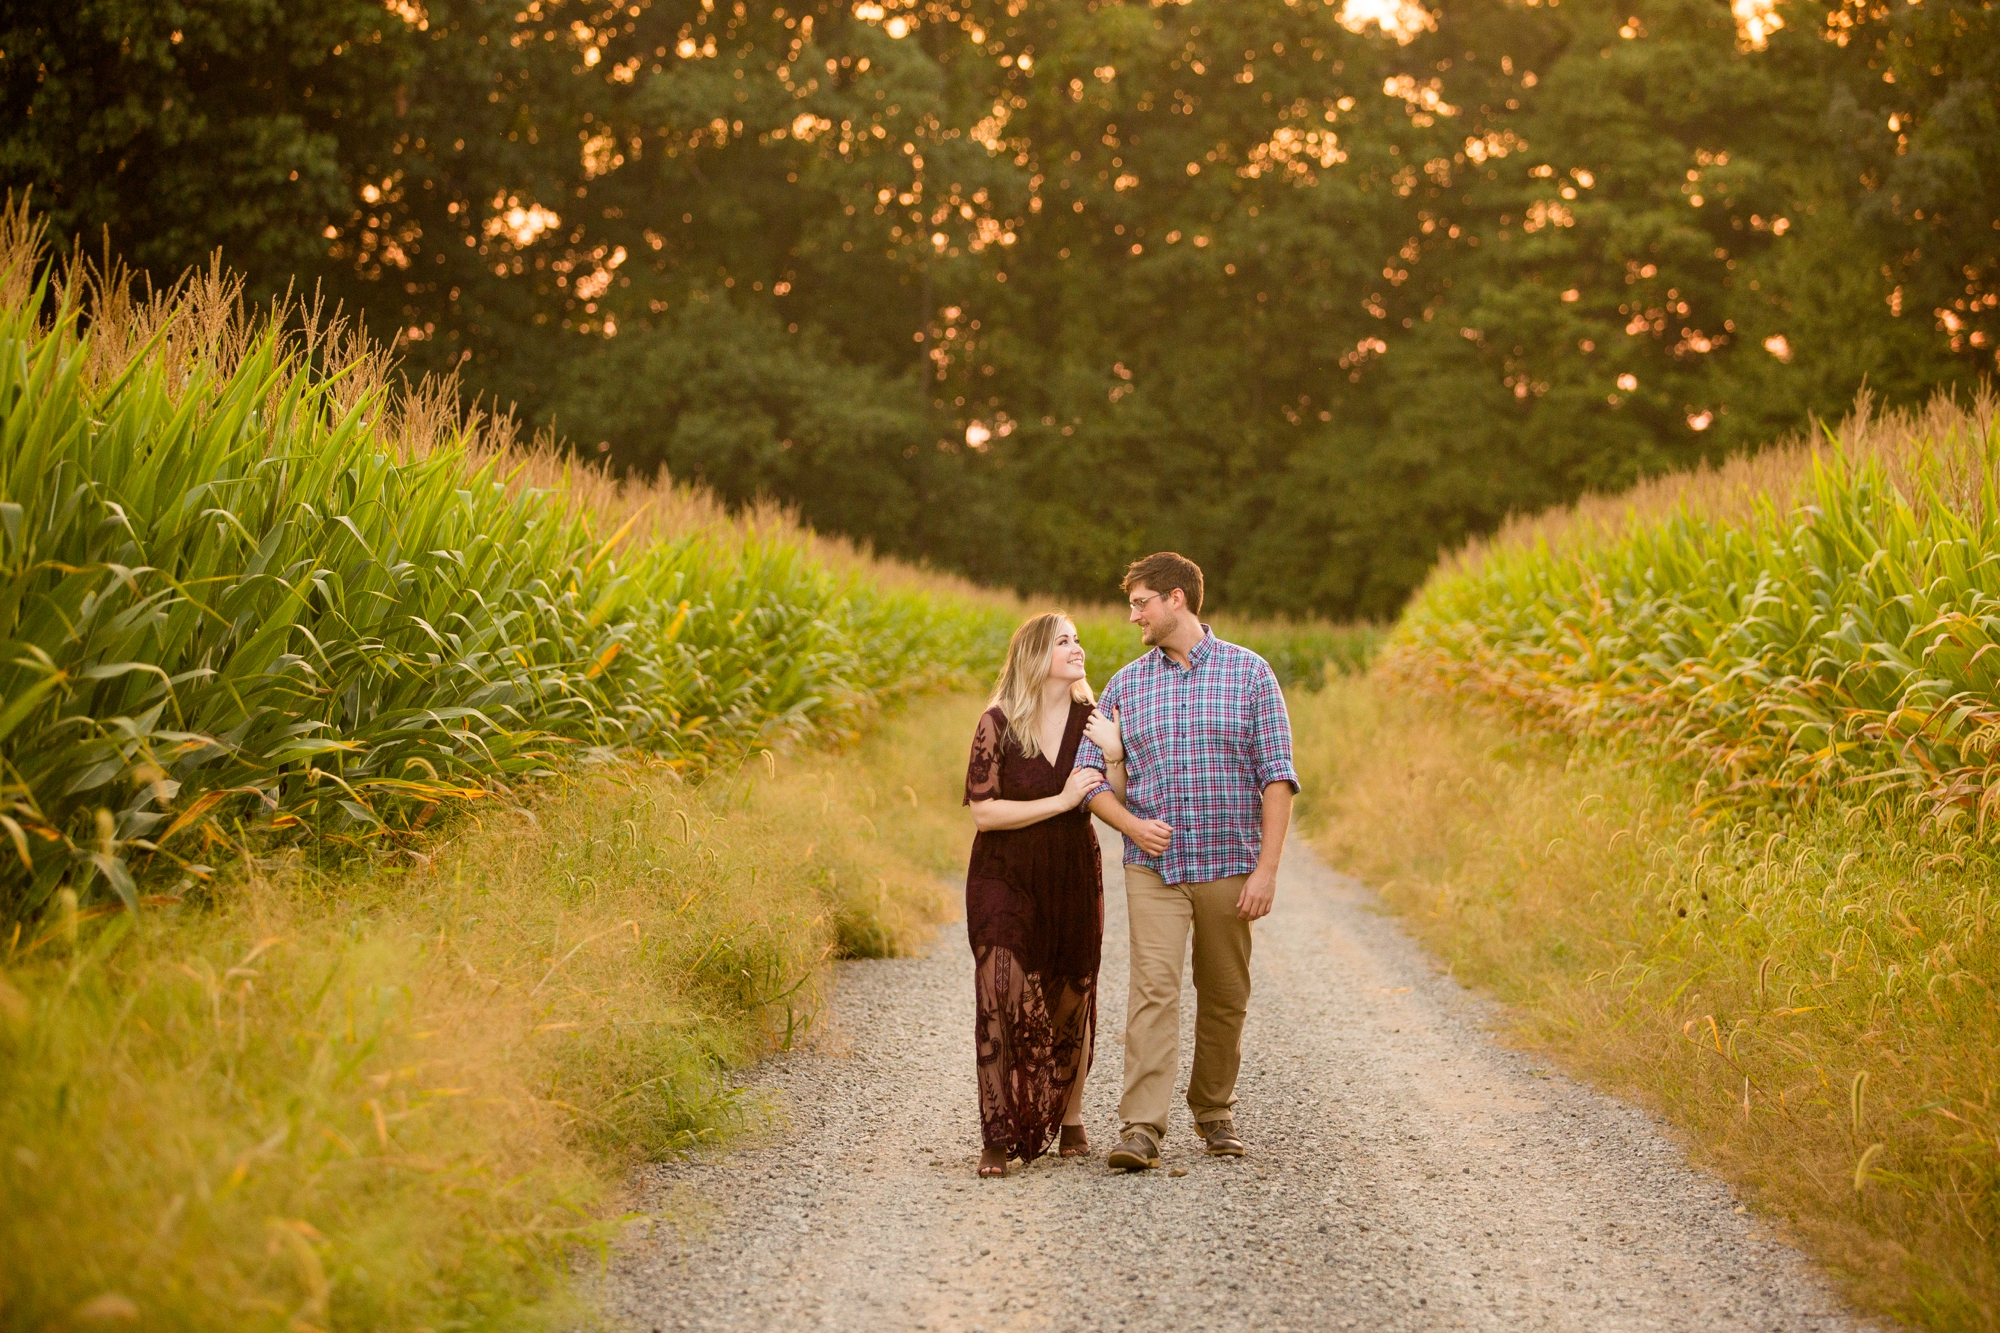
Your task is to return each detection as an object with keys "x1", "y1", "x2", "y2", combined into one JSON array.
[{"x1": 1074, "y1": 627, "x2": 1299, "y2": 885}]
